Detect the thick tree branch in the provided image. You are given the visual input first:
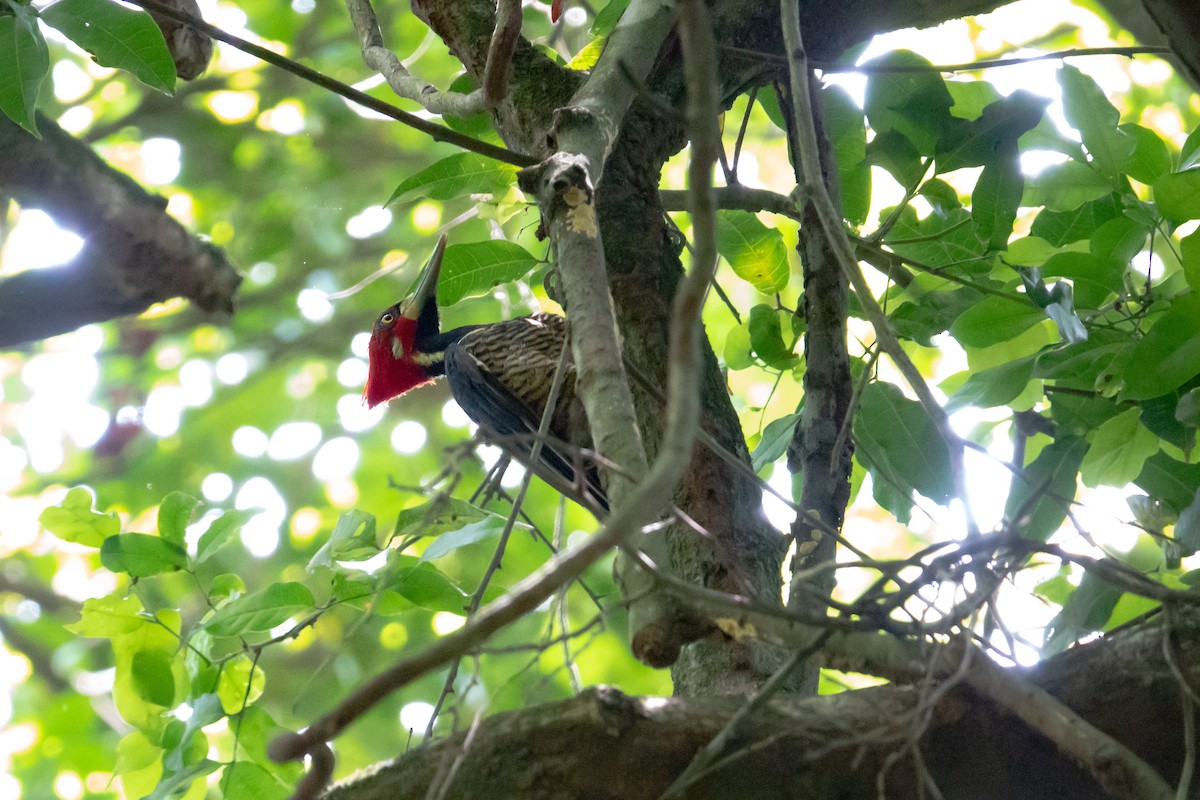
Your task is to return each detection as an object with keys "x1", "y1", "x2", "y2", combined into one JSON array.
[
  {"x1": 326, "y1": 607, "x2": 1200, "y2": 799},
  {"x1": 0, "y1": 114, "x2": 239, "y2": 347}
]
